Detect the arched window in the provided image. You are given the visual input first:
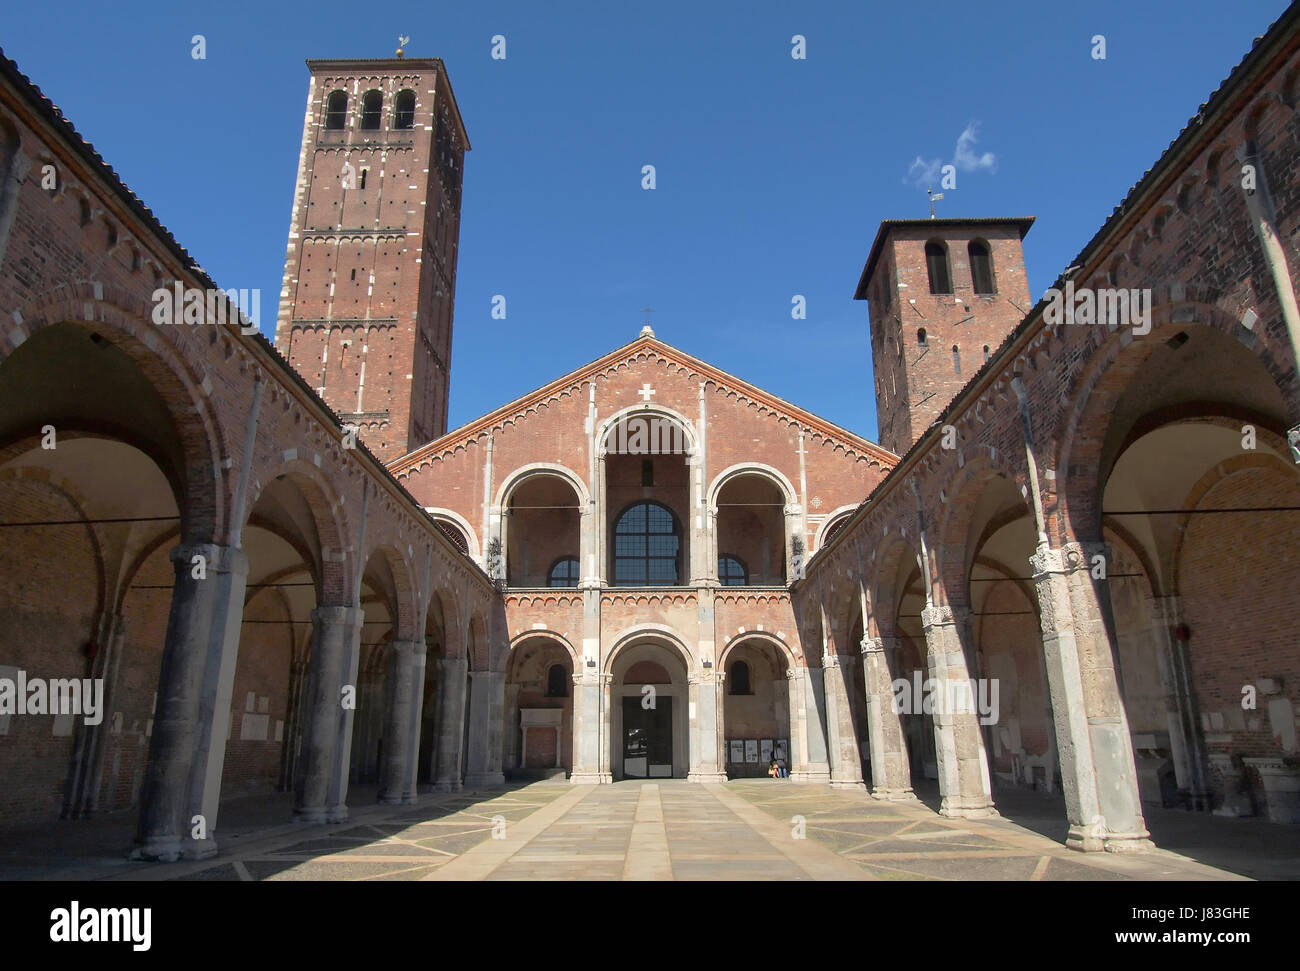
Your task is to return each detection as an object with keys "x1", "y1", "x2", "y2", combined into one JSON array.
[
  {"x1": 983, "y1": 344, "x2": 990, "y2": 363},
  {"x1": 548, "y1": 556, "x2": 579, "y2": 588},
  {"x1": 917, "y1": 327, "x2": 927, "y2": 346},
  {"x1": 546, "y1": 664, "x2": 567, "y2": 697},
  {"x1": 360, "y1": 90, "x2": 383, "y2": 130},
  {"x1": 952, "y1": 344, "x2": 961, "y2": 376},
  {"x1": 718, "y1": 555, "x2": 747, "y2": 586},
  {"x1": 968, "y1": 240, "x2": 996, "y2": 294},
  {"x1": 729, "y1": 660, "x2": 752, "y2": 695},
  {"x1": 822, "y1": 514, "x2": 851, "y2": 549},
  {"x1": 393, "y1": 90, "x2": 416, "y2": 130},
  {"x1": 613, "y1": 501, "x2": 680, "y2": 586},
  {"x1": 435, "y1": 519, "x2": 469, "y2": 555},
  {"x1": 325, "y1": 91, "x2": 348, "y2": 130},
  {"x1": 925, "y1": 240, "x2": 952, "y2": 294}
]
